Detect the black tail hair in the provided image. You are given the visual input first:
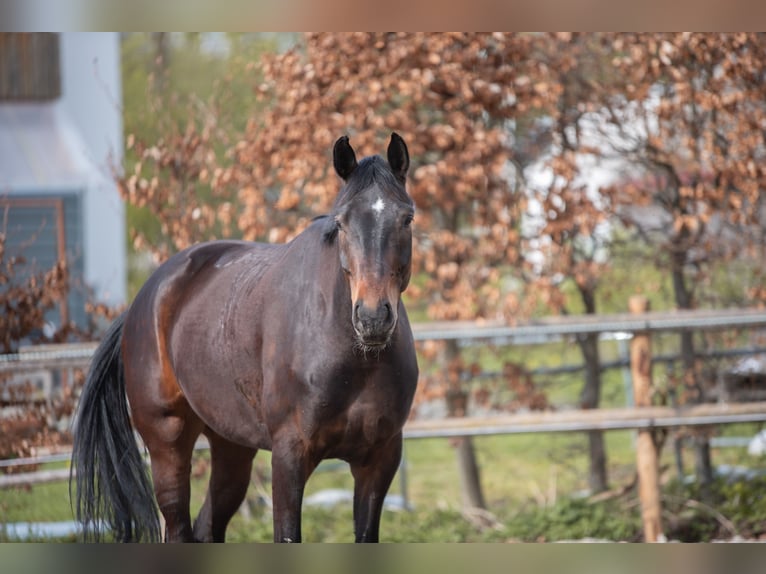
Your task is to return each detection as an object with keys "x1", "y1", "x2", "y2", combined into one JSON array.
[{"x1": 70, "y1": 313, "x2": 161, "y2": 542}]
